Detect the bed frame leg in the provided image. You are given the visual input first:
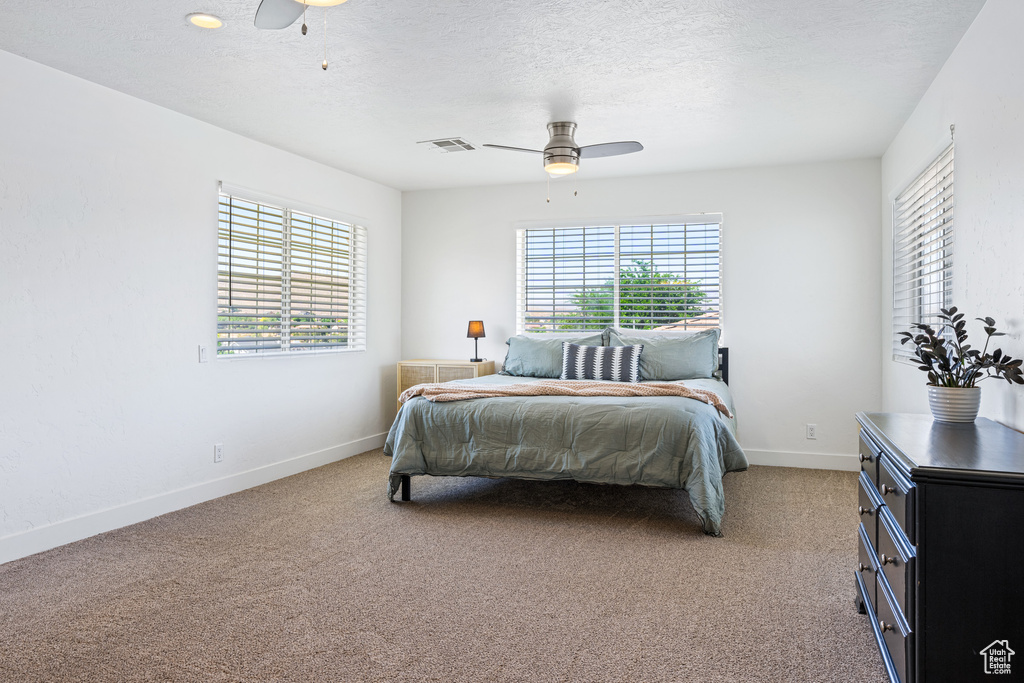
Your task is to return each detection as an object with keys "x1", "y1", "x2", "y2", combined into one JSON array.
[{"x1": 401, "y1": 474, "x2": 410, "y2": 501}]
